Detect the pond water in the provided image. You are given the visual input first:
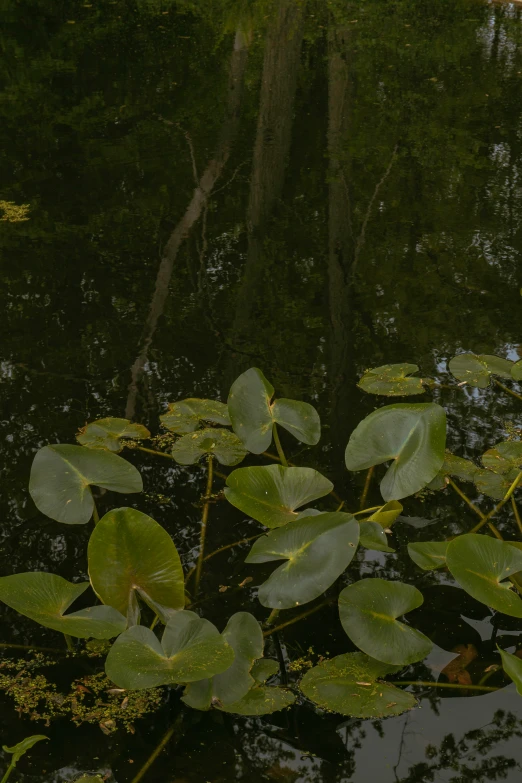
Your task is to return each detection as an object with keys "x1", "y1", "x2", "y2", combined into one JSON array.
[{"x1": 2, "y1": 0, "x2": 522, "y2": 780}]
